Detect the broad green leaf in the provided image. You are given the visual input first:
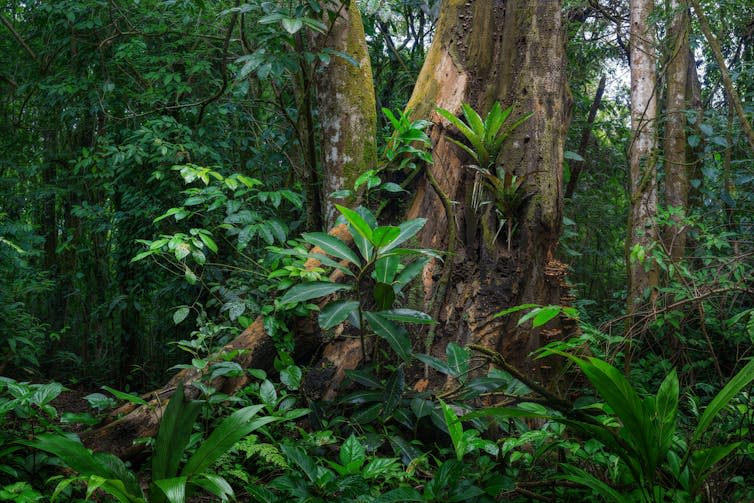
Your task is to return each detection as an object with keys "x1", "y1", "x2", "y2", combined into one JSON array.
[
  {"x1": 336, "y1": 204, "x2": 373, "y2": 242},
  {"x1": 393, "y1": 258, "x2": 428, "y2": 292},
  {"x1": 339, "y1": 434, "x2": 366, "y2": 467},
  {"x1": 302, "y1": 232, "x2": 362, "y2": 267},
  {"x1": 493, "y1": 303, "x2": 541, "y2": 319},
  {"x1": 446, "y1": 343, "x2": 470, "y2": 382},
  {"x1": 173, "y1": 307, "x2": 190, "y2": 325},
  {"x1": 281, "y1": 17, "x2": 302, "y2": 34},
  {"x1": 376, "y1": 486, "x2": 423, "y2": 502},
  {"x1": 319, "y1": 300, "x2": 359, "y2": 330},
  {"x1": 692, "y1": 357, "x2": 754, "y2": 444},
  {"x1": 372, "y1": 226, "x2": 401, "y2": 248},
  {"x1": 380, "y1": 218, "x2": 427, "y2": 253},
  {"x1": 278, "y1": 282, "x2": 351, "y2": 304},
  {"x1": 281, "y1": 444, "x2": 319, "y2": 483},
  {"x1": 307, "y1": 252, "x2": 355, "y2": 277},
  {"x1": 374, "y1": 255, "x2": 399, "y2": 284},
  {"x1": 373, "y1": 282, "x2": 396, "y2": 310},
  {"x1": 364, "y1": 312, "x2": 412, "y2": 362},
  {"x1": 260, "y1": 380, "x2": 277, "y2": 408},
  {"x1": 378, "y1": 309, "x2": 435, "y2": 325},
  {"x1": 280, "y1": 365, "x2": 302, "y2": 390},
  {"x1": 181, "y1": 404, "x2": 266, "y2": 478},
  {"x1": 690, "y1": 443, "x2": 741, "y2": 493},
  {"x1": 153, "y1": 477, "x2": 186, "y2": 503},
  {"x1": 152, "y1": 384, "x2": 202, "y2": 485},
  {"x1": 382, "y1": 367, "x2": 405, "y2": 416},
  {"x1": 411, "y1": 398, "x2": 434, "y2": 419}
]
